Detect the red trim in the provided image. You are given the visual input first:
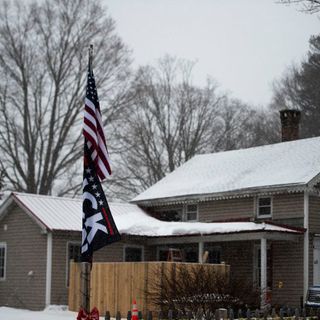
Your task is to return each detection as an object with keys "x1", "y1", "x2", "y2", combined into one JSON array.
[
  {"x1": 210, "y1": 217, "x2": 252, "y2": 223},
  {"x1": 264, "y1": 220, "x2": 306, "y2": 233},
  {"x1": 101, "y1": 207, "x2": 114, "y2": 235}
]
